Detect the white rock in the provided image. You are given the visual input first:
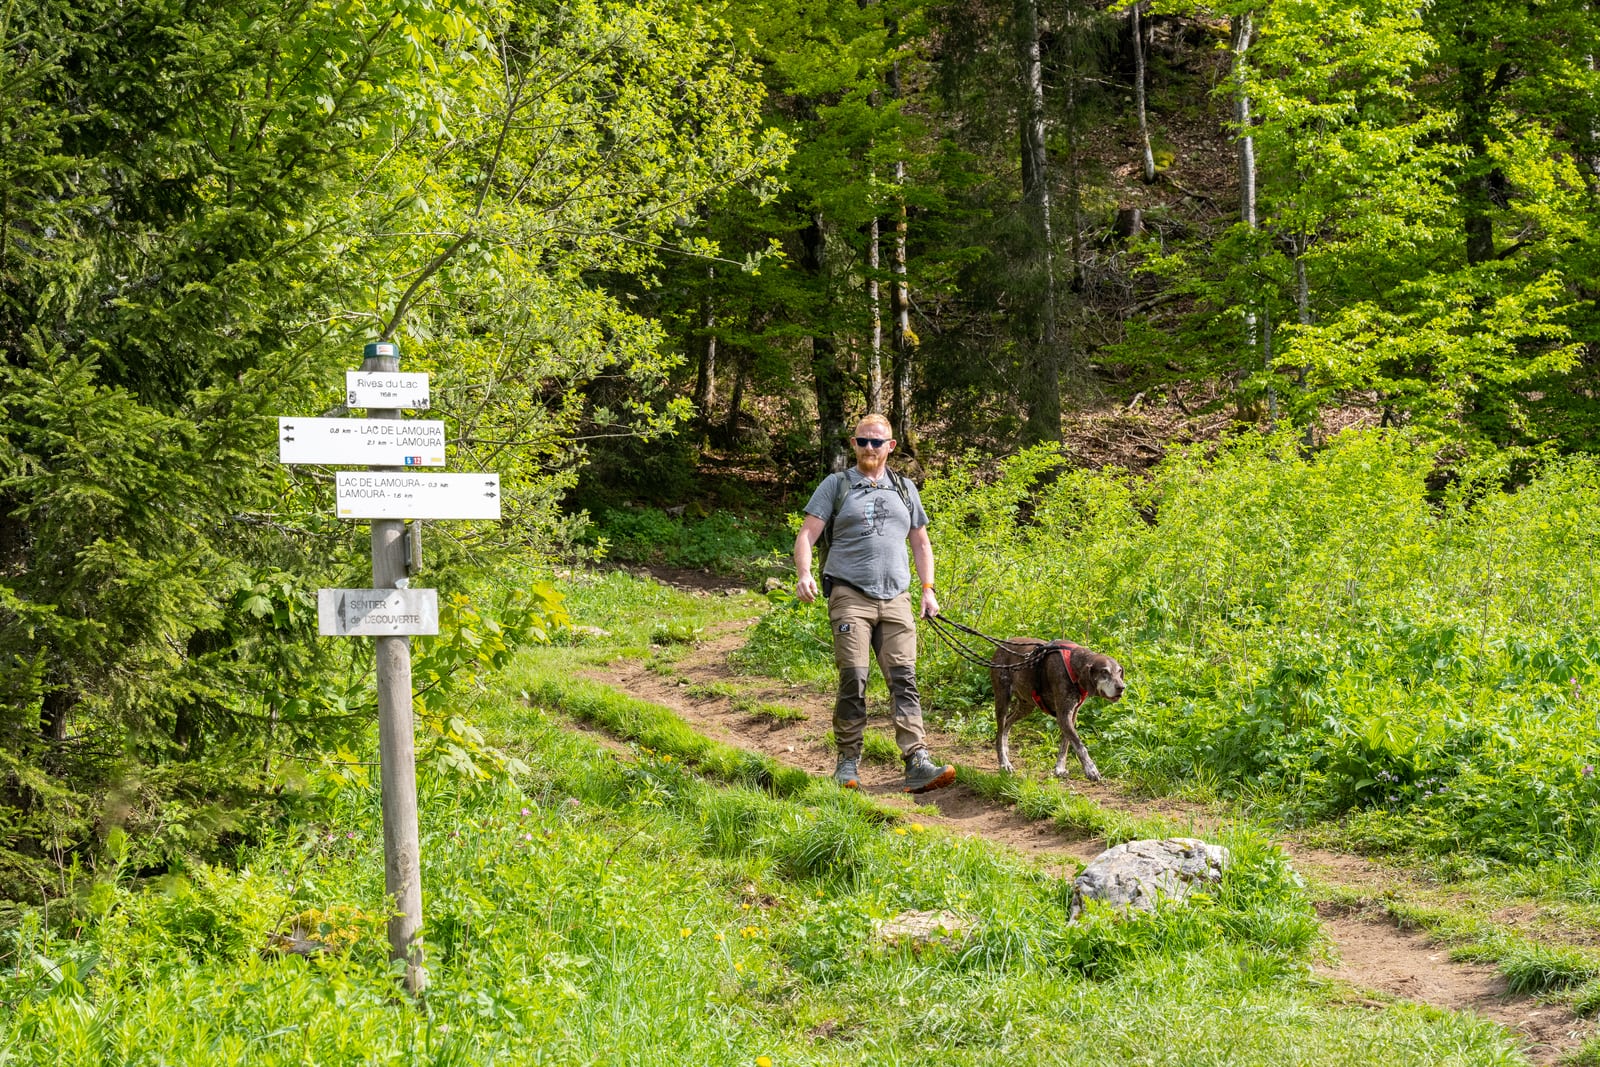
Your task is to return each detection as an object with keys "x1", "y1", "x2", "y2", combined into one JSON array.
[{"x1": 1070, "y1": 837, "x2": 1230, "y2": 920}]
